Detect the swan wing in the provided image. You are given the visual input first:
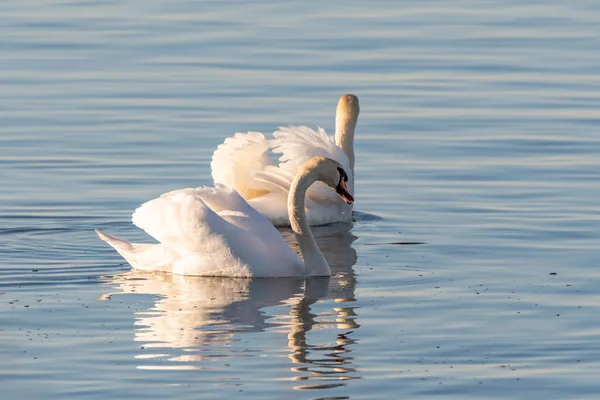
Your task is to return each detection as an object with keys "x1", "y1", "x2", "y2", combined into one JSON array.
[
  {"x1": 253, "y1": 165, "x2": 295, "y2": 193},
  {"x1": 274, "y1": 125, "x2": 350, "y2": 171},
  {"x1": 132, "y1": 186, "x2": 242, "y2": 253},
  {"x1": 210, "y1": 131, "x2": 274, "y2": 199},
  {"x1": 132, "y1": 184, "x2": 289, "y2": 253},
  {"x1": 199, "y1": 184, "x2": 279, "y2": 233},
  {"x1": 191, "y1": 184, "x2": 254, "y2": 215}
]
